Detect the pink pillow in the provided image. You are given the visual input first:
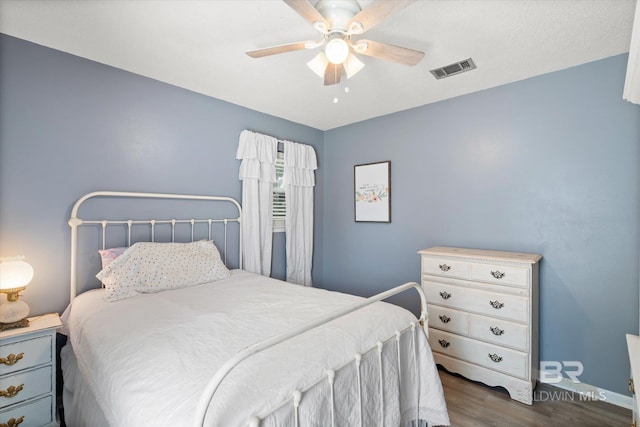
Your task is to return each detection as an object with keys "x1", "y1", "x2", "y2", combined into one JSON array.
[{"x1": 98, "y1": 247, "x2": 127, "y2": 269}]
